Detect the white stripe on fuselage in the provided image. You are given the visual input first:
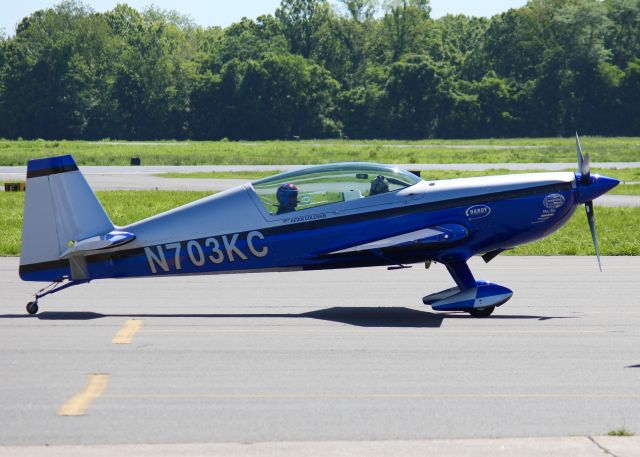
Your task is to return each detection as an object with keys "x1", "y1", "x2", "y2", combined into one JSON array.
[{"x1": 330, "y1": 227, "x2": 444, "y2": 254}]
